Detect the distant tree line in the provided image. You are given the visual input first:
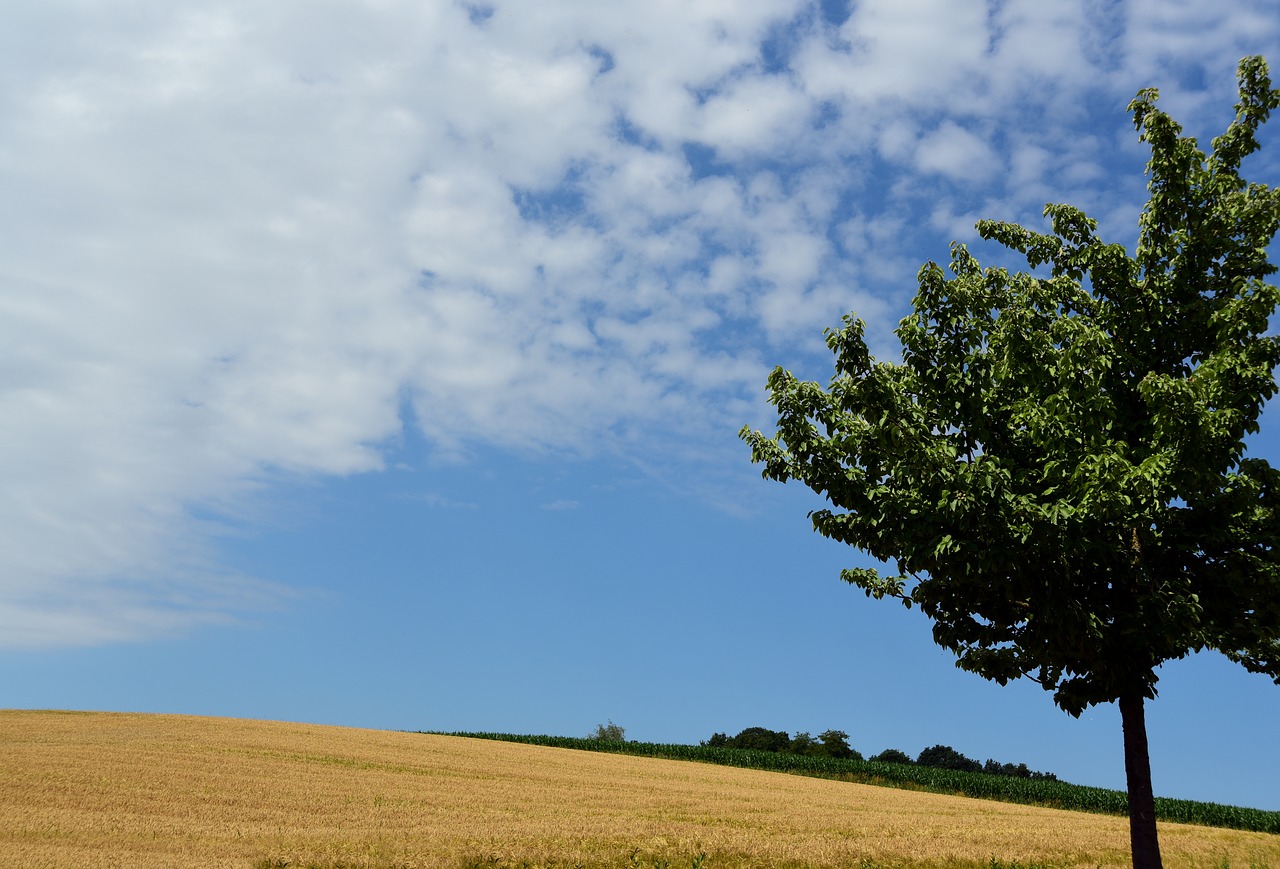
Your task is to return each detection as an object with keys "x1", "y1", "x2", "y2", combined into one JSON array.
[
  {"x1": 702, "y1": 727, "x2": 860, "y2": 760},
  {"x1": 702, "y1": 728, "x2": 1057, "y2": 781},
  {"x1": 876, "y1": 744, "x2": 1058, "y2": 781}
]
